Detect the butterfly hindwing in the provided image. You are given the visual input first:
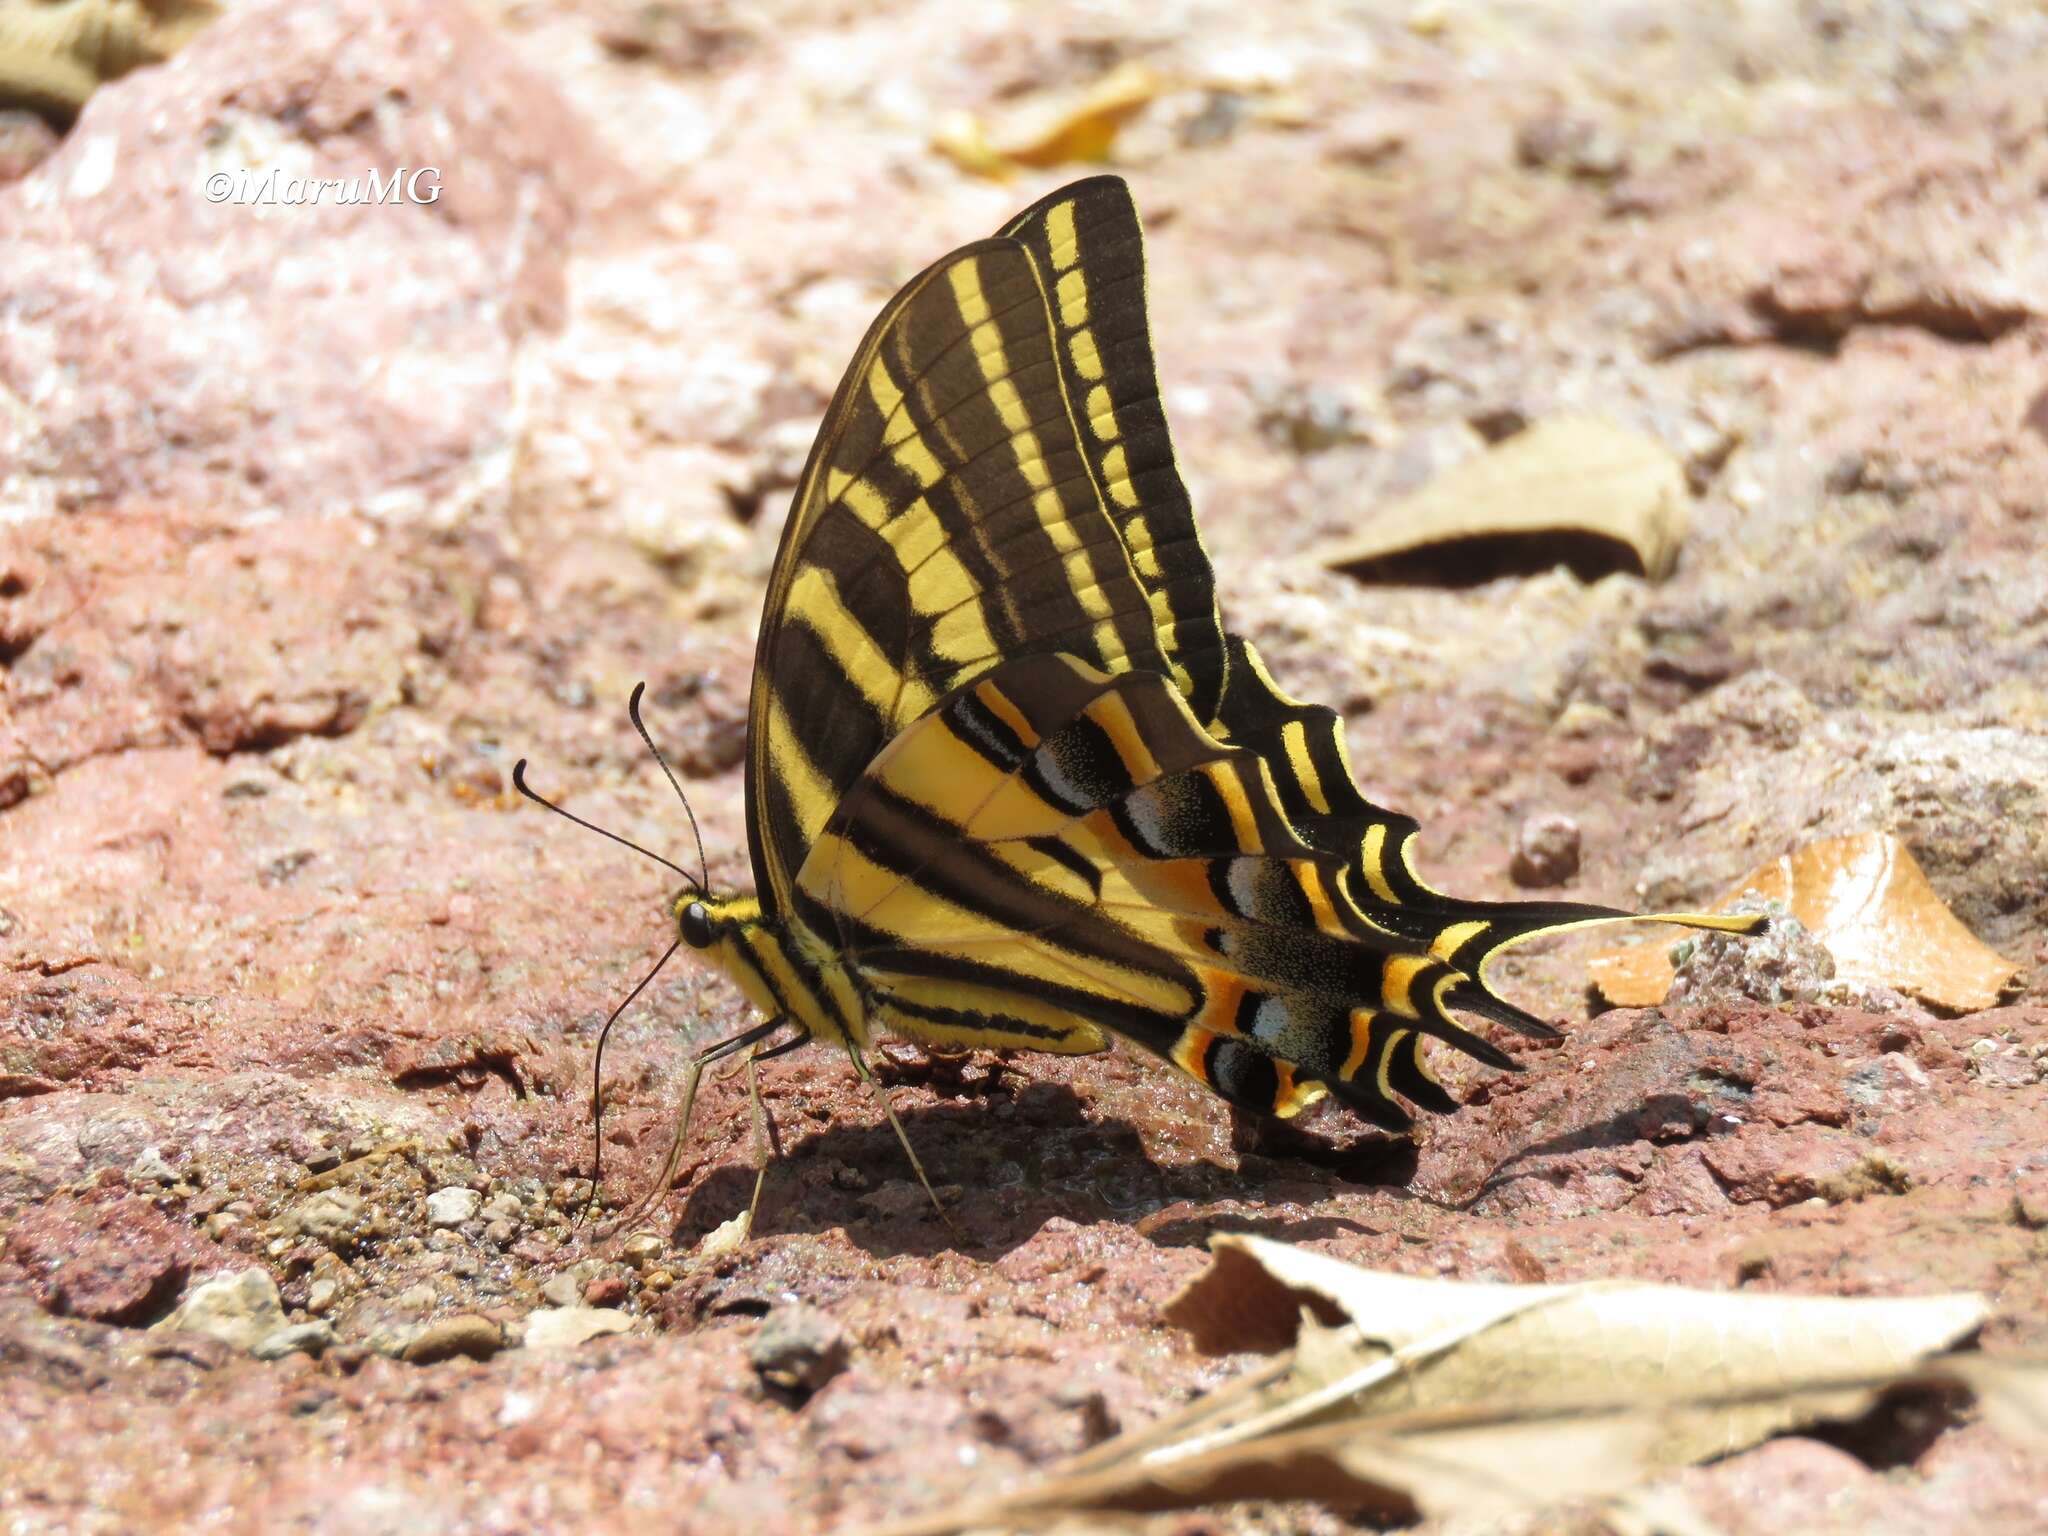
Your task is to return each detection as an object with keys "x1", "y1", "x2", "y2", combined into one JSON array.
[
  {"x1": 794, "y1": 652, "x2": 1527, "y2": 1129},
  {"x1": 1203, "y1": 632, "x2": 1735, "y2": 1038}
]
